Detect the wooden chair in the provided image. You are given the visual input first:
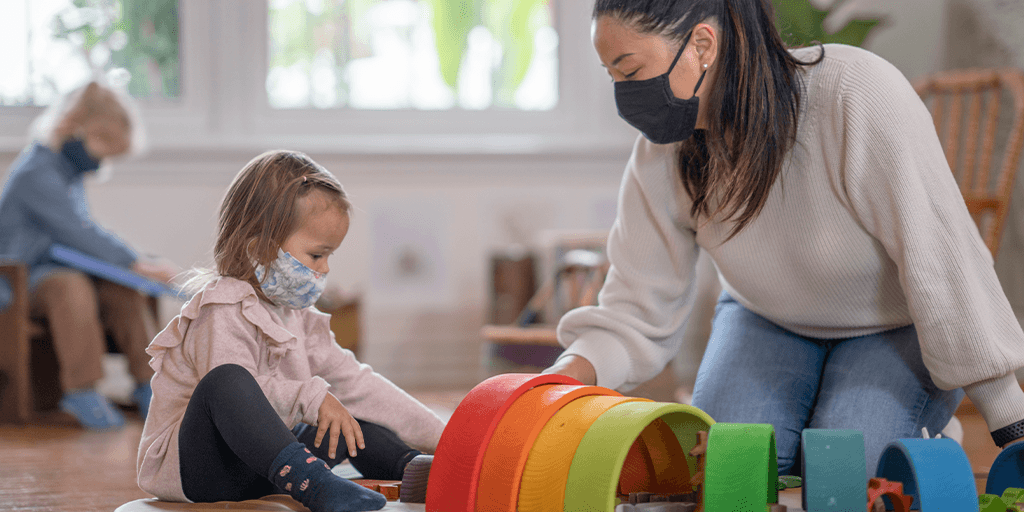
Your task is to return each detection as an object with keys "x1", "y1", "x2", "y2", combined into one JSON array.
[
  {"x1": 913, "y1": 68, "x2": 1024, "y2": 258},
  {"x1": 0, "y1": 262, "x2": 33, "y2": 423},
  {"x1": 0, "y1": 261, "x2": 160, "y2": 424}
]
